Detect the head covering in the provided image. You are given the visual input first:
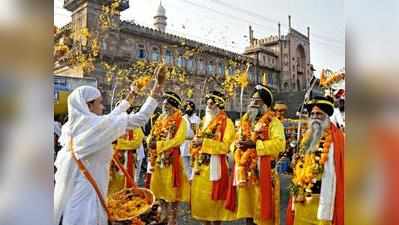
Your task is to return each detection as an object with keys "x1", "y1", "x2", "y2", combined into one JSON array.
[
  {"x1": 67, "y1": 86, "x2": 101, "y2": 122},
  {"x1": 253, "y1": 84, "x2": 273, "y2": 107},
  {"x1": 163, "y1": 91, "x2": 182, "y2": 108},
  {"x1": 183, "y1": 100, "x2": 196, "y2": 114},
  {"x1": 205, "y1": 90, "x2": 225, "y2": 109},
  {"x1": 305, "y1": 95, "x2": 335, "y2": 116}
]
